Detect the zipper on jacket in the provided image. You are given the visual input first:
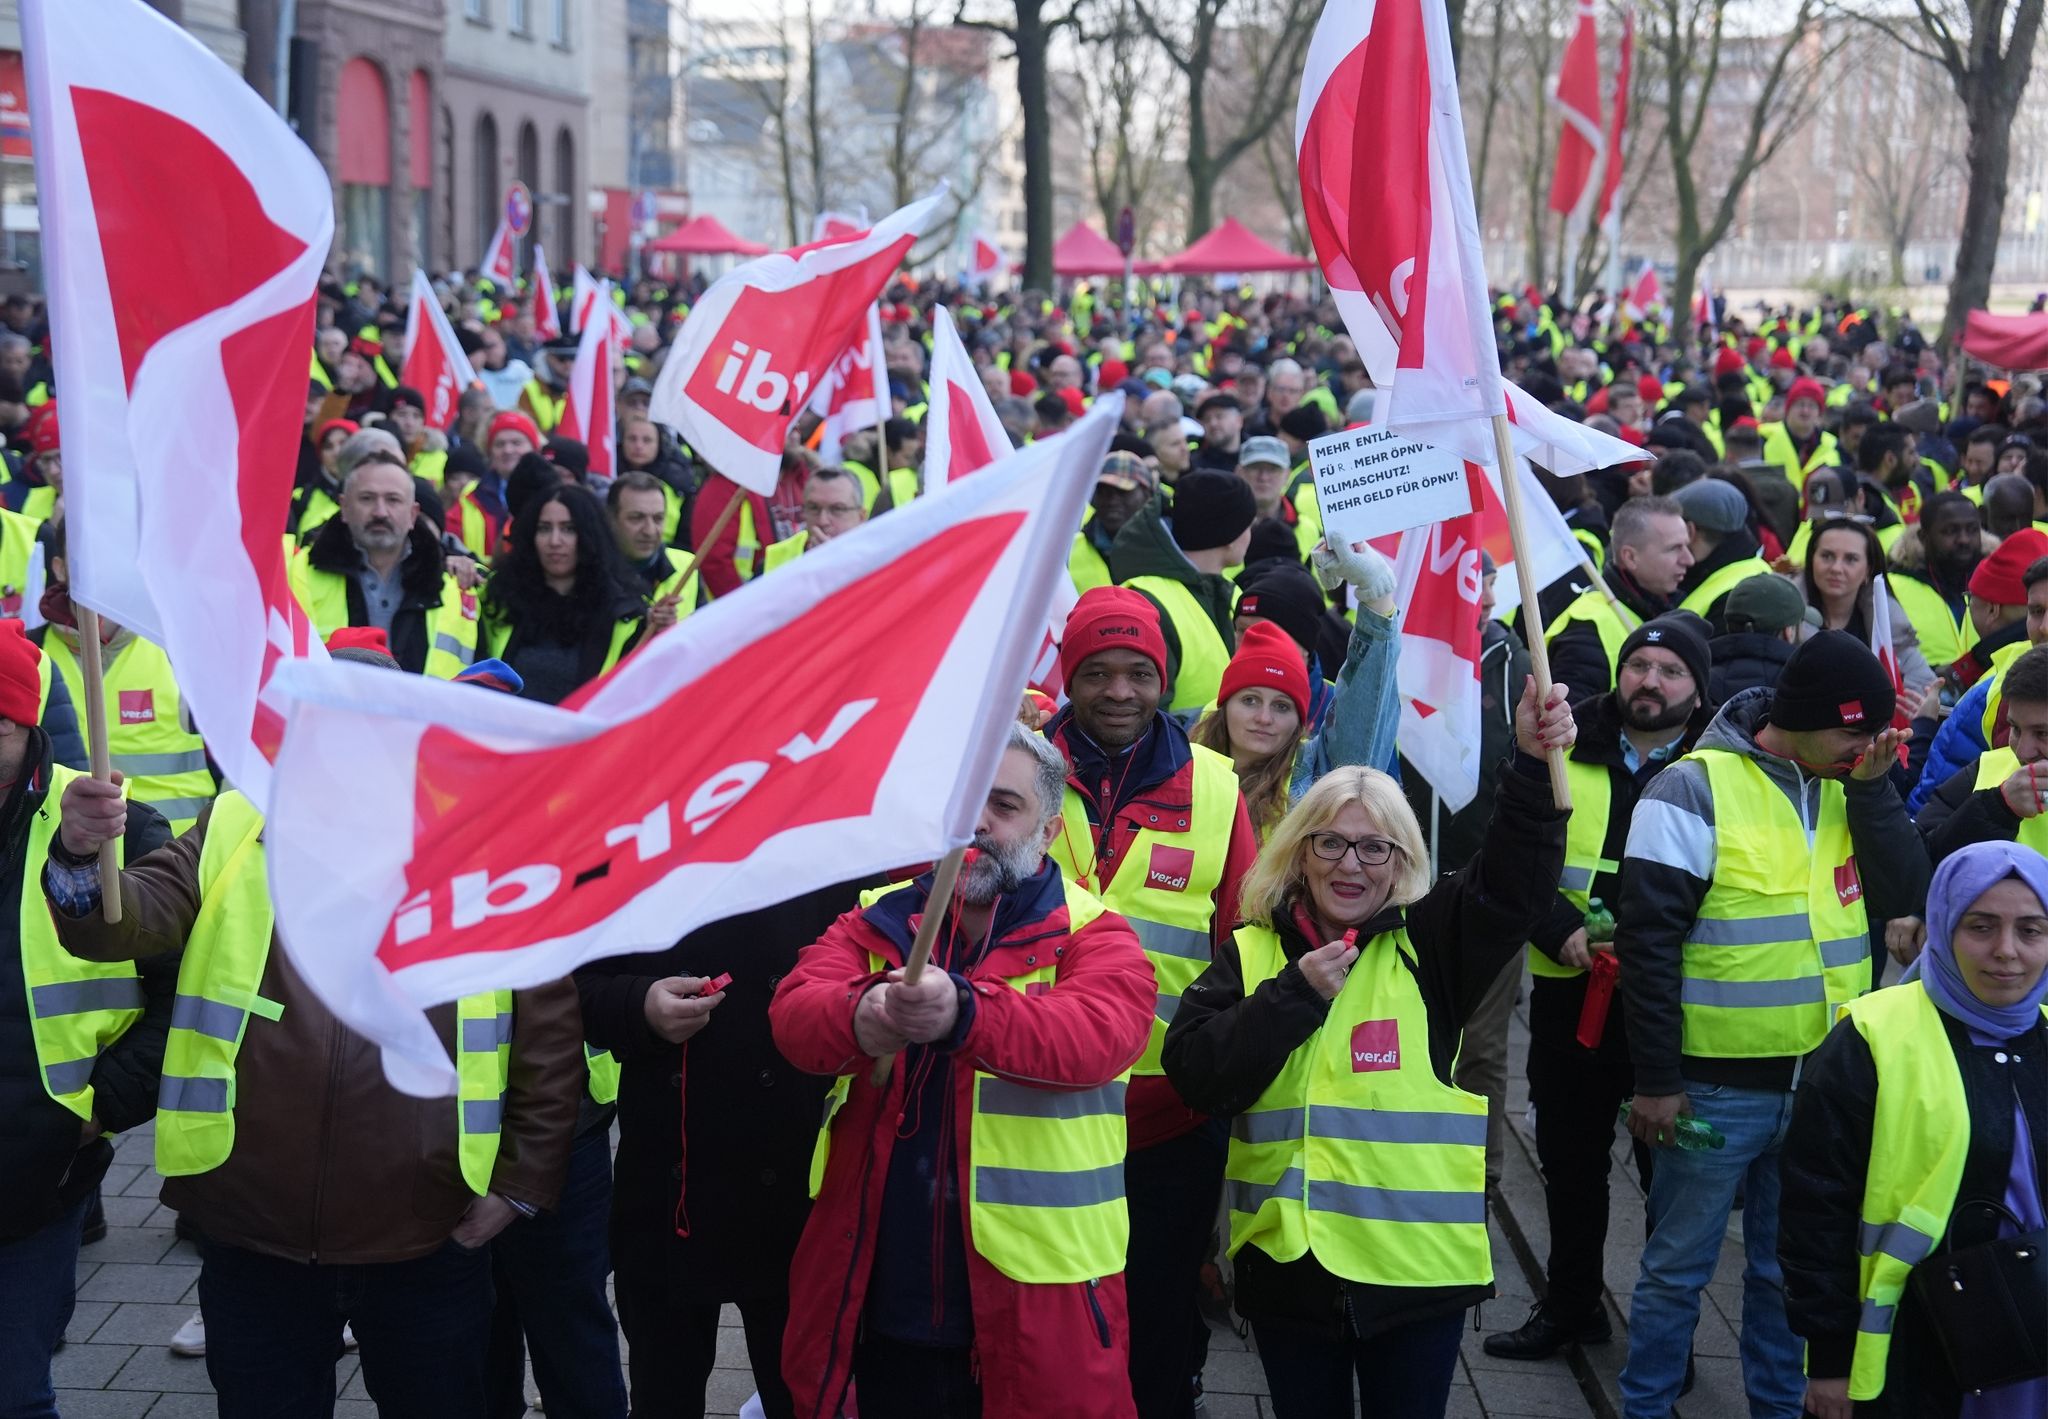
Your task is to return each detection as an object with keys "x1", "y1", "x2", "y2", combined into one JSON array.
[
  {"x1": 810, "y1": 1080, "x2": 886, "y2": 1419},
  {"x1": 1084, "y1": 1277, "x2": 1111, "y2": 1347}
]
